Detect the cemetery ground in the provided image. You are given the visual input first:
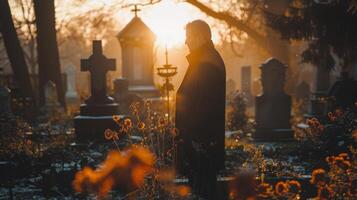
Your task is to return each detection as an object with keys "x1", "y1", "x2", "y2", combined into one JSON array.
[{"x1": 0, "y1": 98, "x2": 356, "y2": 200}]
